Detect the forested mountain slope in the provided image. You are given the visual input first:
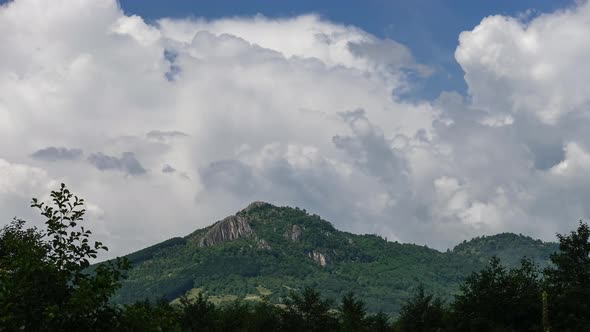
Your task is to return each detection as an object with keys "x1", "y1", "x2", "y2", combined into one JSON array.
[{"x1": 111, "y1": 202, "x2": 558, "y2": 314}]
